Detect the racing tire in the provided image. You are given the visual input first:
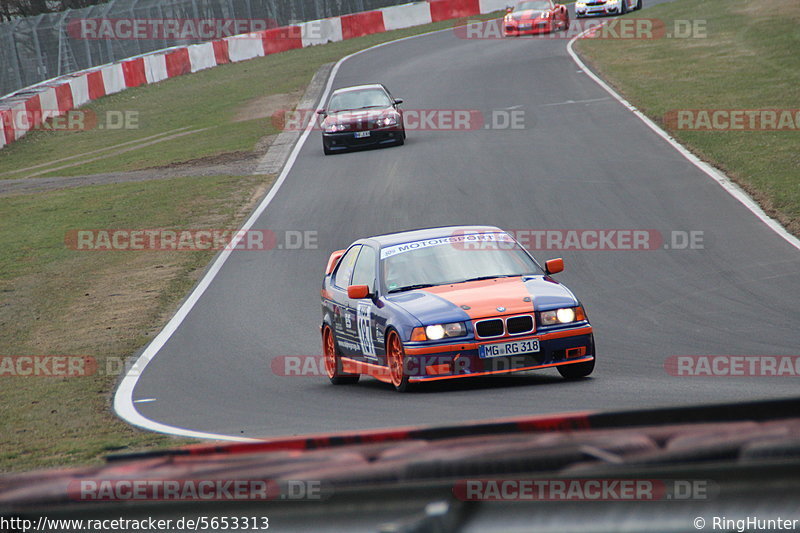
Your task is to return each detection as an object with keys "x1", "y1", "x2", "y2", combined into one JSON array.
[
  {"x1": 635, "y1": 0, "x2": 642, "y2": 9},
  {"x1": 557, "y1": 358, "x2": 595, "y2": 379},
  {"x1": 386, "y1": 330, "x2": 411, "y2": 392},
  {"x1": 323, "y1": 144, "x2": 333, "y2": 156},
  {"x1": 323, "y1": 325, "x2": 359, "y2": 385},
  {"x1": 396, "y1": 130, "x2": 406, "y2": 146},
  {"x1": 620, "y1": 0, "x2": 628, "y2": 15}
]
